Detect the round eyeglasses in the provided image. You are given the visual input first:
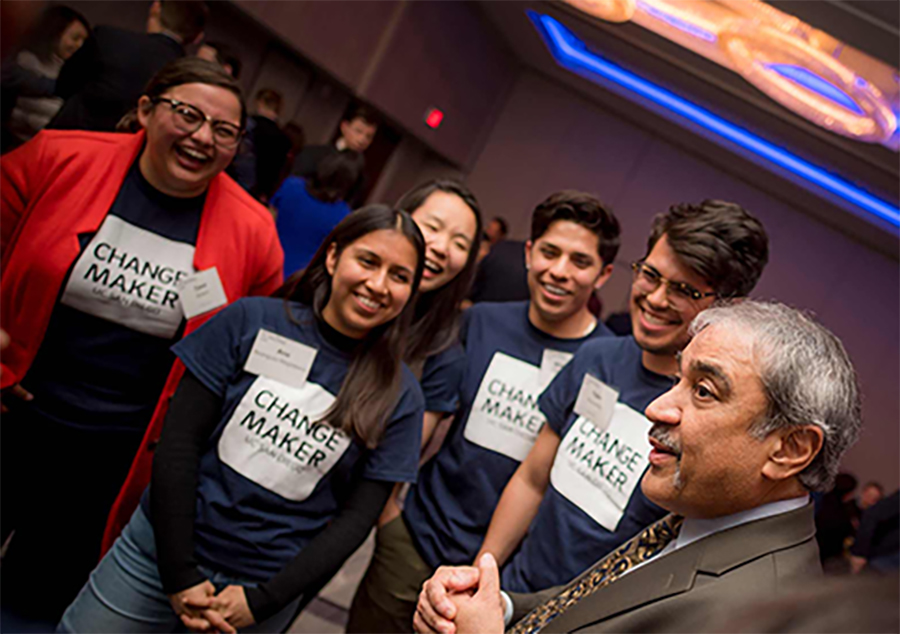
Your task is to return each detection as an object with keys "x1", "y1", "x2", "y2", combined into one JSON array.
[
  {"x1": 152, "y1": 97, "x2": 243, "y2": 149},
  {"x1": 631, "y1": 261, "x2": 716, "y2": 307}
]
